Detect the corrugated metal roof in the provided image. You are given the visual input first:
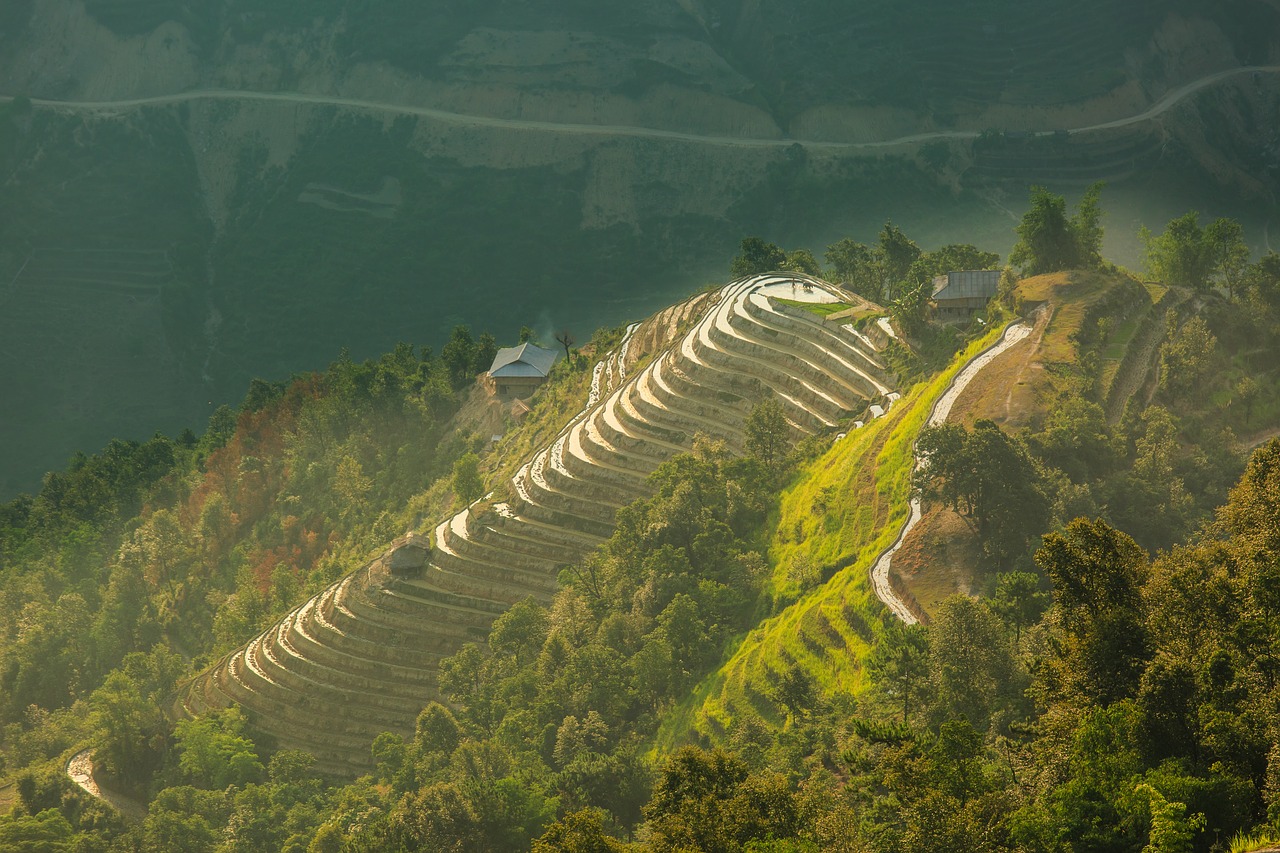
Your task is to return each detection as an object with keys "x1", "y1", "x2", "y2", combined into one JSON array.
[
  {"x1": 489, "y1": 342, "x2": 559, "y2": 378},
  {"x1": 932, "y1": 269, "x2": 1001, "y2": 301}
]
